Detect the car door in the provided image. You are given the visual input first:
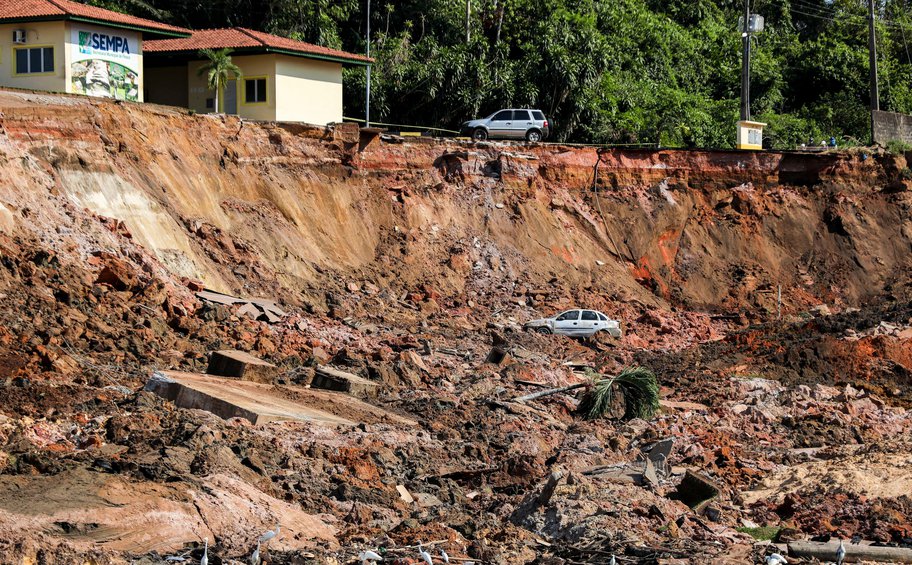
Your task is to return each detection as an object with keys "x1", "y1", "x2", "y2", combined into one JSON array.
[
  {"x1": 512, "y1": 110, "x2": 532, "y2": 139},
  {"x1": 580, "y1": 310, "x2": 601, "y2": 336},
  {"x1": 488, "y1": 110, "x2": 513, "y2": 138},
  {"x1": 553, "y1": 310, "x2": 581, "y2": 335}
]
